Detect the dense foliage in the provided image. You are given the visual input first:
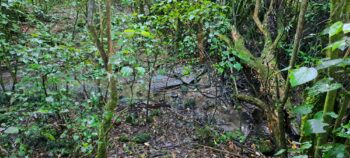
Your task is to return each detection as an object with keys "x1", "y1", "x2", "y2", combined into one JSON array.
[{"x1": 0, "y1": 0, "x2": 349, "y2": 157}]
